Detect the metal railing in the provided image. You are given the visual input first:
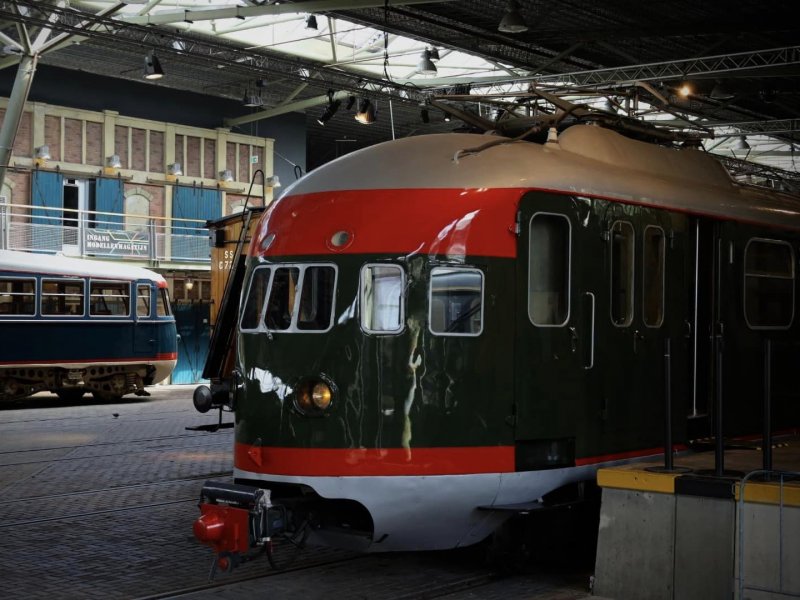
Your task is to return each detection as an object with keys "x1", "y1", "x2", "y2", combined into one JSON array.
[
  {"x1": 738, "y1": 469, "x2": 800, "y2": 599},
  {"x1": 0, "y1": 202, "x2": 209, "y2": 264}
]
